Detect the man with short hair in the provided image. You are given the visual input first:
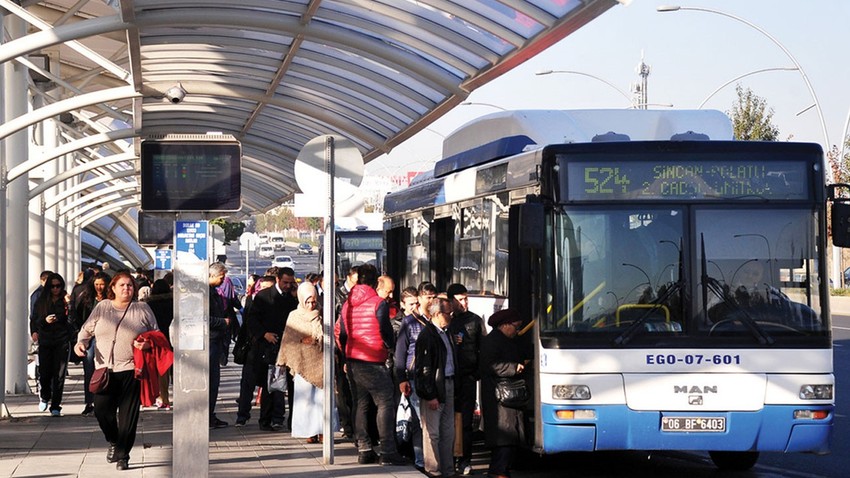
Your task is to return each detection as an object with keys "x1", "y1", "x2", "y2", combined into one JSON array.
[
  {"x1": 335, "y1": 264, "x2": 407, "y2": 466},
  {"x1": 394, "y1": 286, "x2": 427, "y2": 470},
  {"x1": 208, "y1": 262, "x2": 231, "y2": 429},
  {"x1": 236, "y1": 267, "x2": 297, "y2": 431},
  {"x1": 415, "y1": 298, "x2": 457, "y2": 478},
  {"x1": 446, "y1": 283, "x2": 486, "y2": 475}
]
